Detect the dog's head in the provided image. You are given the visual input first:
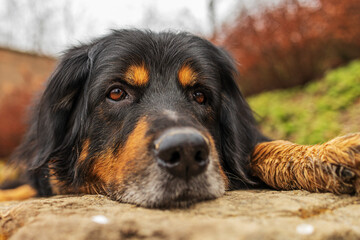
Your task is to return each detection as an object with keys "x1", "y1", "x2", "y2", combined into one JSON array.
[{"x1": 15, "y1": 30, "x2": 264, "y2": 208}]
